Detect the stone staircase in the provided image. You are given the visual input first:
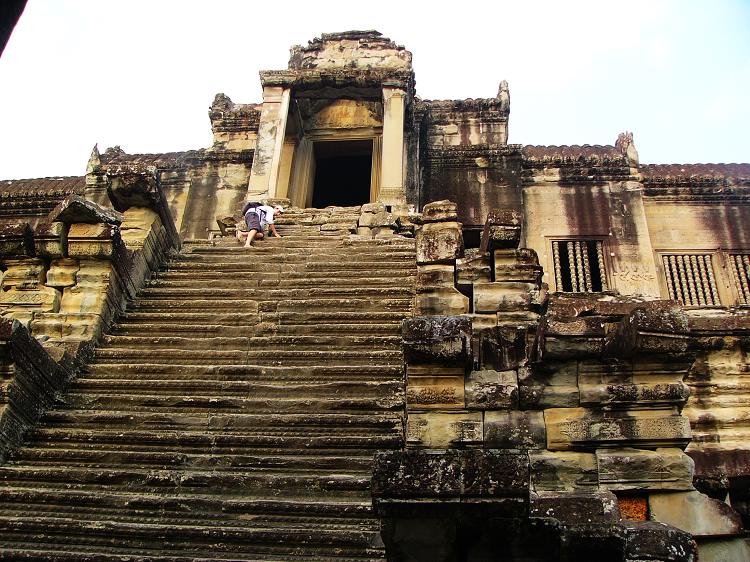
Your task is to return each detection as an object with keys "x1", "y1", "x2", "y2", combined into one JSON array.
[{"x1": 0, "y1": 215, "x2": 416, "y2": 560}]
